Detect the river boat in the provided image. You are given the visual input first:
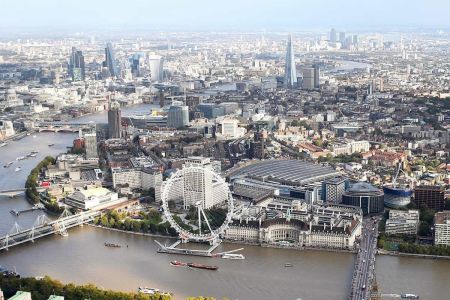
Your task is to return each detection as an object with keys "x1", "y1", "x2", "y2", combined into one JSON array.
[
  {"x1": 284, "y1": 263, "x2": 293, "y2": 267},
  {"x1": 170, "y1": 260, "x2": 187, "y2": 267},
  {"x1": 4, "y1": 161, "x2": 14, "y2": 168},
  {"x1": 401, "y1": 294, "x2": 419, "y2": 299},
  {"x1": 16, "y1": 156, "x2": 26, "y2": 161},
  {"x1": 104, "y1": 242, "x2": 121, "y2": 248},
  {"x1": 222, "y1": 253, "x2": 245, "y2": 260},
  {"x1": 137, "y1": 287, "x2": 173, "y2": 296},
  {"x1": 0, "y1": 142, "x2": 7, "y2": 148},
  {"x1": 187, "y1": 262, "x2": 218, "y2": 270},
  {"x1": 15, "y1": 167, "x2": 21, "y2": 172},
  {"x1": 48, "y1": 144, "x2": 55, "y2": 147}
]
